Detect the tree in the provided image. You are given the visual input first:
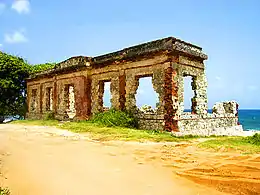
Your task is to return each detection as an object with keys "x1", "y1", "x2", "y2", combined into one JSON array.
[
  {"x1": 0, "y1": 52, "x2": 30, "y2": 122},
  {"x1": 30, "y1": 63, "x2": 56, "y2": 74},
  {"x1": 0, "y1": 51, "x2": 56, "y2": 123}
]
